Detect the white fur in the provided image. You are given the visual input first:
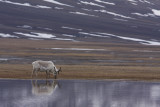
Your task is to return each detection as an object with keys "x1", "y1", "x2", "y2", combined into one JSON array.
[{"x1": 32, "y1": 60, "x2": 58, "y2": 77}]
